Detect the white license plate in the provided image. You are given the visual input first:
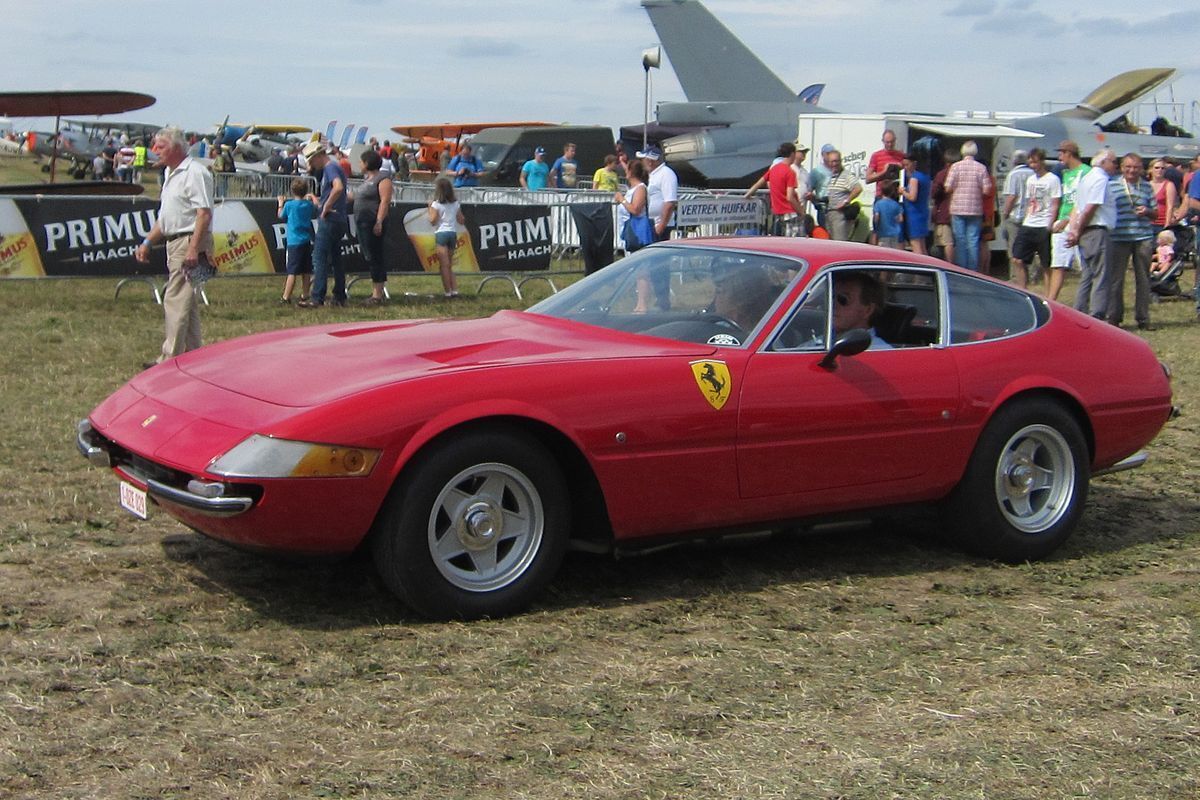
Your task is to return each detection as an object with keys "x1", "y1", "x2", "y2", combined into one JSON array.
[{"x1": 119, "y1": 481, "x2": 148, "y2": 519}]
